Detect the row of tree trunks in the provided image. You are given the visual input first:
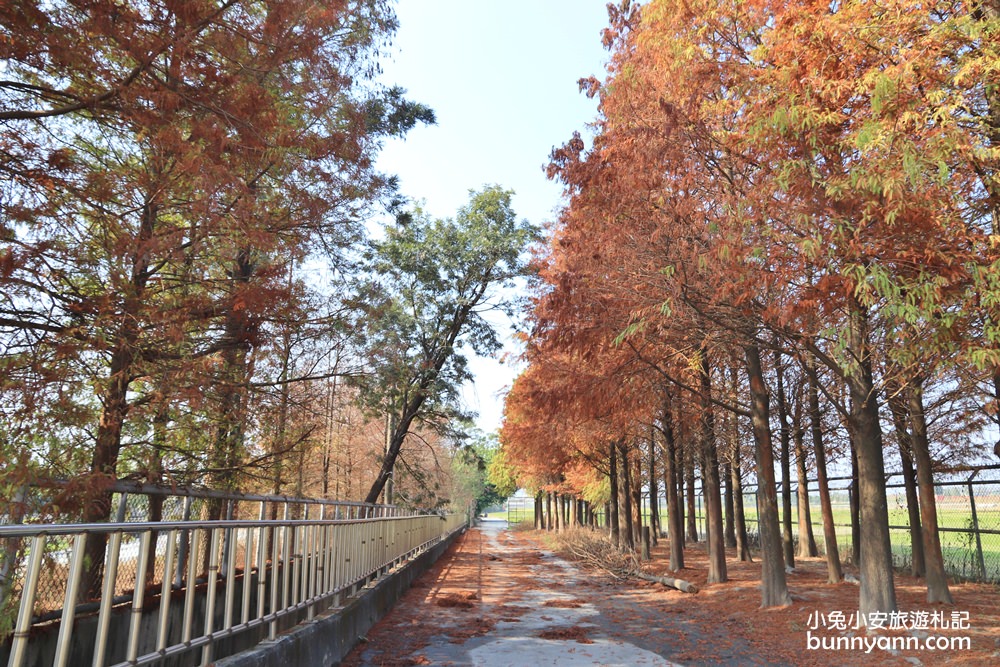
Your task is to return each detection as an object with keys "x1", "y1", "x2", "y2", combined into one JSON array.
[
  {"x1": 594, "y1": 340, "x2": 950, "y2": 614},
  {"x1": 536, "y1": 490, "x2": 596, "y2": 532}
]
